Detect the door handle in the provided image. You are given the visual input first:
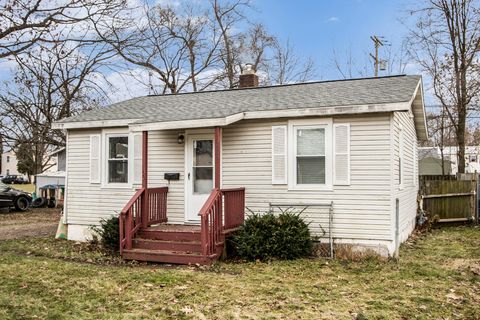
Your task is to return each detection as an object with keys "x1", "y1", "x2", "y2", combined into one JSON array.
[{"x1": 188, "y1": 172, "x2": 191, "y2": 180}]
